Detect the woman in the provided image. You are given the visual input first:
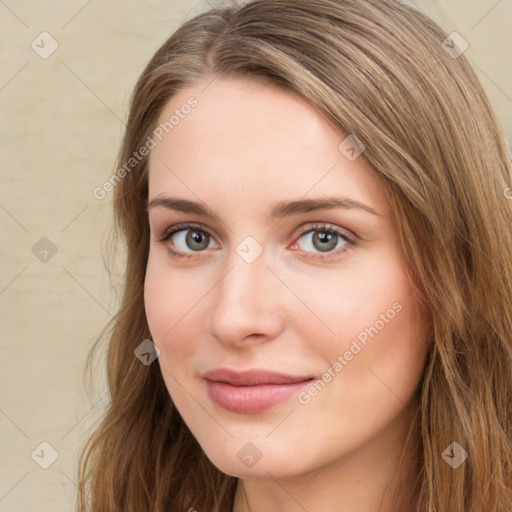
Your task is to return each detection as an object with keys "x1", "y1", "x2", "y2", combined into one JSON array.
[{"x1": 77, "y1": 0, "x2": 512, "y2": 511}]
